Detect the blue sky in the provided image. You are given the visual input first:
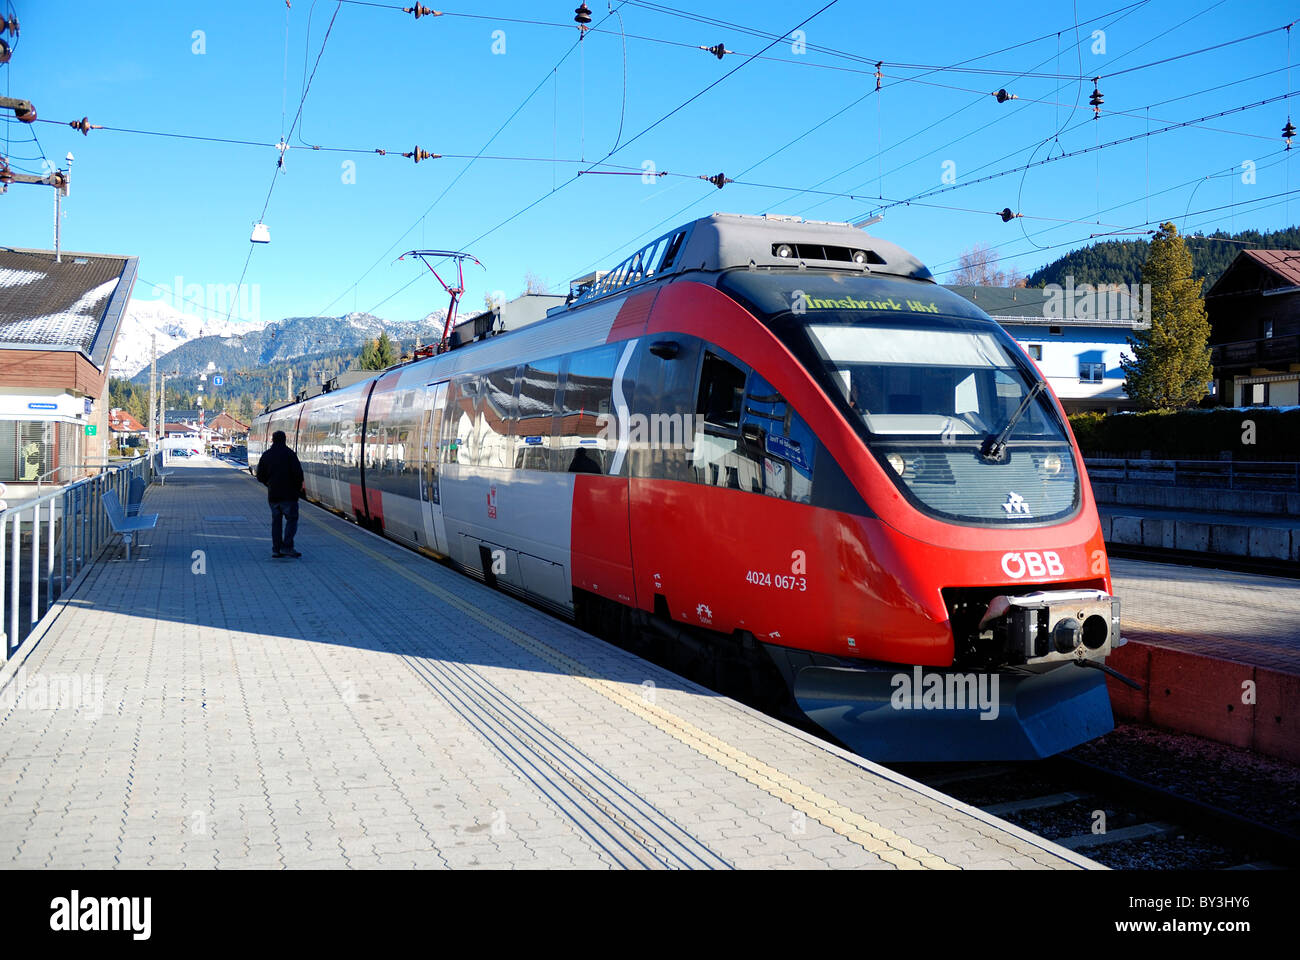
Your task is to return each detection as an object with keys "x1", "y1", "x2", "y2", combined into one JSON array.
[{"x1": 3, "y1": 0, "x2": 1297, "y2": 330}]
